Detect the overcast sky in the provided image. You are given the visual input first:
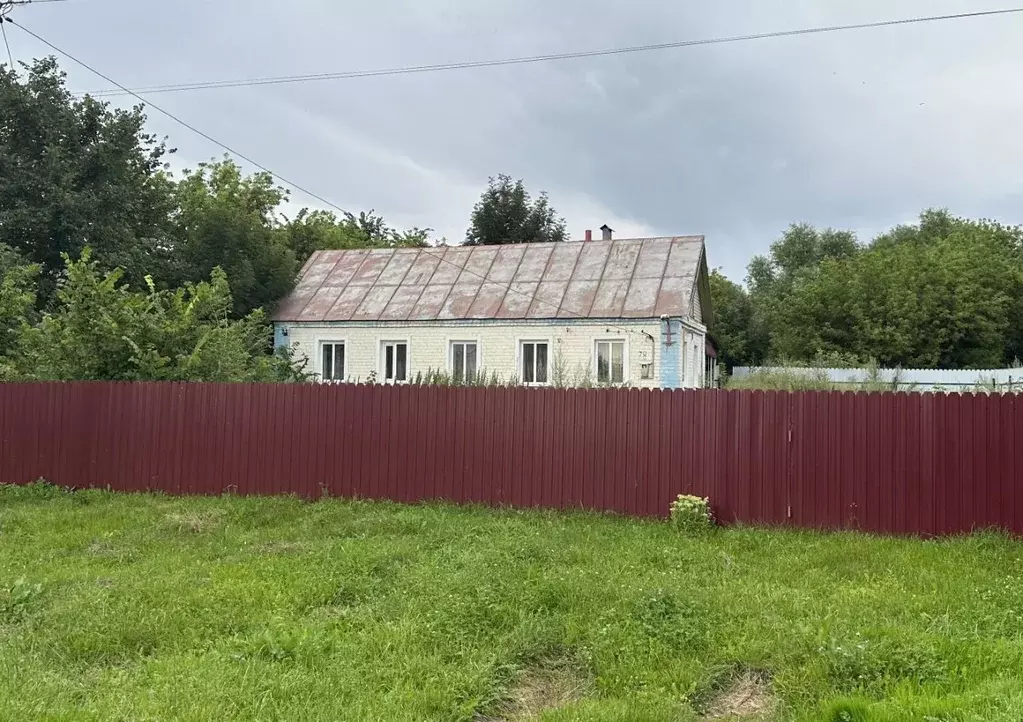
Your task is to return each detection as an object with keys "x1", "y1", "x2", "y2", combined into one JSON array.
[{"x1": 6, "y1": 0, "x2": 1023, "y2": 280}]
